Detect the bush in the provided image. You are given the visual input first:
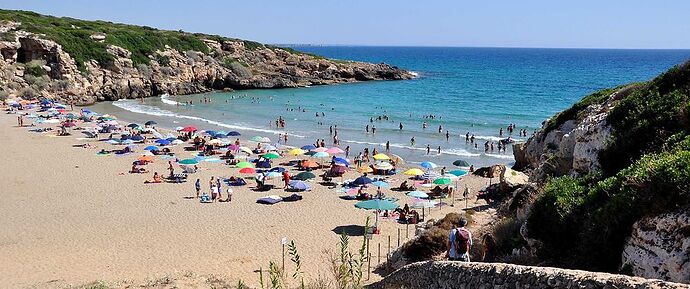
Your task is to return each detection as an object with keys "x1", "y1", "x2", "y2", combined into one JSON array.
[
  {"x1": 24, "y1": 74, "x2": 49, "y2": 90},
  {"x1": 18, "y1": 86, "x2": 39, "y2": 99},
  {"x1": 401, "y1": 212, "x2": 465, "y2": 262},
  {"x1": 136, "y1": 63, "x2": 153, "y2": 78},
  {"x1": 24, "y1": 60, "x2": 47, "y2": 77}
]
